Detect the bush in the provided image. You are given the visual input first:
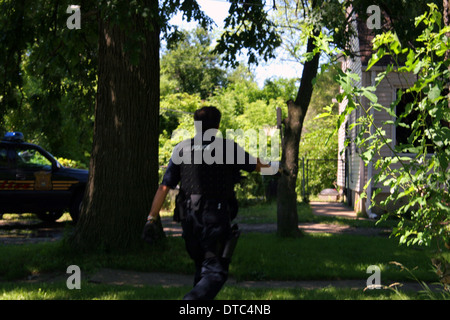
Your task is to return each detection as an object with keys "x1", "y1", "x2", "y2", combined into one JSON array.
[{"x1": 56, "y1": 157, "x2": 88, "y2": 170}]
